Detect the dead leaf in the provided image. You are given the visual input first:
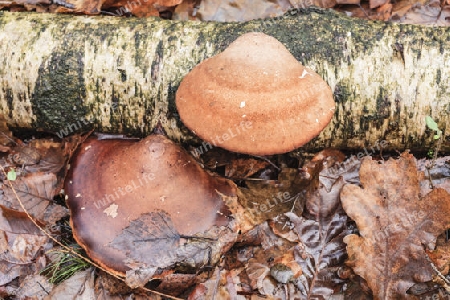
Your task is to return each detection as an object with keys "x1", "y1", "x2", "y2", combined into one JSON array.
[
  {"x1": 0, "y1": 206, "x2": 50, "y2": 264},
  {"x1": 172, "y1": 0, "x2": 198, "y2": 20},
  {"x1": 225, "y1": 158, "x2": 270, "y2": 179},
  {"x1": 341, "y1": 153, "x2": 450, "y2": 299},
  {"x1": 335, "y1": 0, "x2": 360, "y2": 4},
  {"x1": 44, "y1": 268, "x2": 94, "y2": 299},
  {"x1": 376, "y1": 2, "x2": 393, "y2": 20},
  {"x1": 417, "y1": 156, "x2": 450, "y2": 196},
  {"x1": 286, "y1": 177, "x2": 349, "y2": 299},
  {"x1": 101, "y1": 0, "x2": 182, "y2": 16},
  {"x1": 396, "y1": 0, "x2": 442, "y2": 24},
  {"x1": 0, "y1": 207, "x2": 44, "y2": 287},
  {"x1": 237, "y1": 167, "x2": 307, "y2": 224},
  {"x1": 110, "y1": 210, "x2": 190, "y2": 268},
  {"x1": 16, "y1": 274, "x2": 53, "y2": 299},
  {"x1": 156, "y1": 273, "x2": 198, "y2": 296},
  {"x1": 188, "y1": 268, "x2": 233, "y2": 299},
  {"x1": 0, "y1": 204, "x2": 45, "y2": 235},
  {"x1": 426, "y1": 244, "x2": 450, "y2": 275},
  {"x1": 0, "y1": 260, "x2": 33, "y2": 286},
  {"x1": 110, "y1": 210, "x2": 236, "y2": 288},
  {"x1": 246, "y1": 260, "x2": 271, "y2": 291},
  {"x1": 10, "y1": 145, "x2": 41, "y2": 166},
  {"x1": 272, "y1": 249, "x2": 302, "y2": 279},
  {"x1": 438, "y1": 5, "x2": 450, "y2": 25},
  {"x1": 318, "y1": 153, "x2": 361, "y2": 192},
  {"x1": 370, "y1": 0, "x2": 389, "y2": 9},
  {"x1": 290, "y1": 0, "x2": 336, "y2": 8},
  {"x1": 196, "y1": 0, "x2": 292, "y2": 22},
  {"x1": 54, "y1": 0, "x2": 181, "y2": 16},
  {"x1": 391, "y1": 0, "x2": 428, "y2": 19},
  {"x1": 1, "y1": 172, "x2": 68, "y2": 225},
  {"x1": 22, "y1": 139, "x2": 66, "y2": 174}
]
